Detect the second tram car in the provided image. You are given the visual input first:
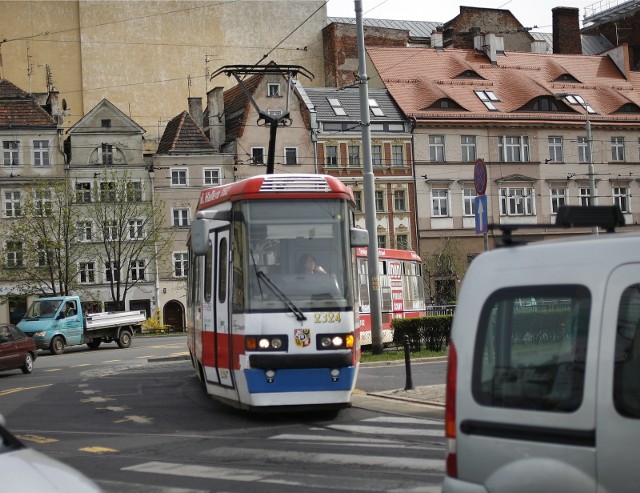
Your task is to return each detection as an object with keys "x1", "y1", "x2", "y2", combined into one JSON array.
[{"x1": 187, "y1": 174, "x2": 368, "y2": 411}]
